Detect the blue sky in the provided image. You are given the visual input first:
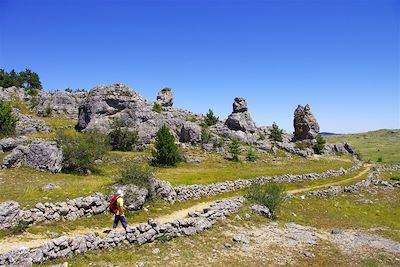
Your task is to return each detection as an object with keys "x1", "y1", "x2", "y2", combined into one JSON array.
[{"x1": 0, "y1": 0, "x2": 399, "y2": 133}]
